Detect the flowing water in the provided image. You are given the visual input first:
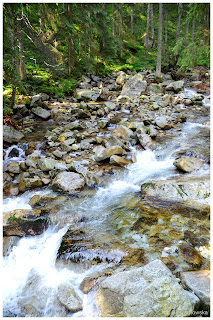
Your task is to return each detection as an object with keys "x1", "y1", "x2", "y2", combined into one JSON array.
[{"x1": 2, "y1": 90, "x2": 210, "y2": 317}]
